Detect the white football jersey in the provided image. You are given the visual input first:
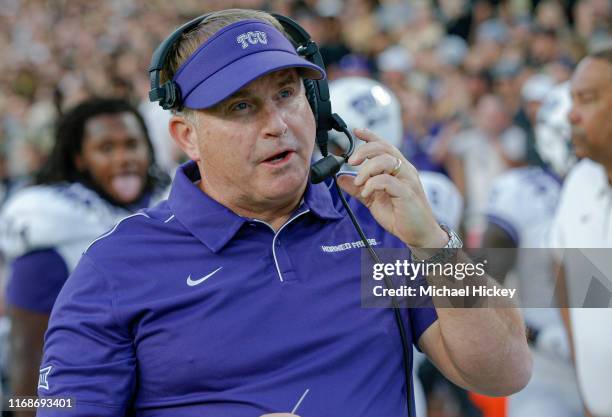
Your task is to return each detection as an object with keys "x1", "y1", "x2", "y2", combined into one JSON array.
[
  {"x1": 0, "y1": 183, "x2": 134, "y2": 271},
  {"x1": 419, "y1": 171, "x2": 463, "y2": 231},
  {"x1": 487, "y1": 166, "x2": 561, "y2": 248},
  {"x1": 487, "y1": 166, "x2": 562, "y2": 324}
]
